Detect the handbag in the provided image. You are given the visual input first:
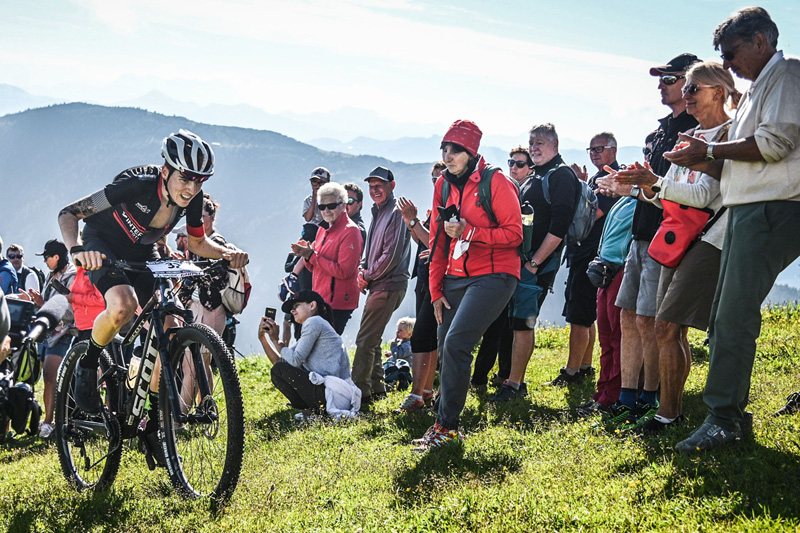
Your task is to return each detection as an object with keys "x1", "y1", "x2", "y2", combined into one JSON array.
[
  {"x1": 648, "y1": 200, "x2": 721, "y2": 268},
  {"x1": 586, "y1": 257, "x2": 623, "y2": 289}
]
